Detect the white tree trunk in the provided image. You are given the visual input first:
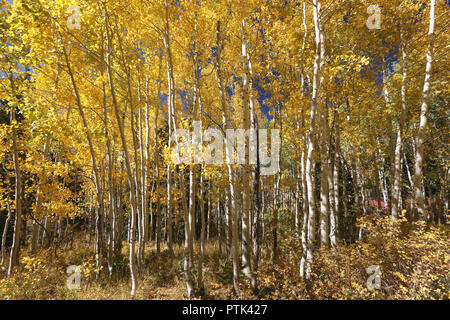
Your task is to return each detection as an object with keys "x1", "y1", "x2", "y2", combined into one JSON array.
[
  {"x1": 302, "y1": 0, "x2": 322, "y2": 280},
  {"x1": 392, "y1": 31, "x2": 408, "y2": 219},
  {"x1": 214, "y1": 21, "x2": 240, "y2": 295},
  {"x1": 413, "y1": 0, "x2": 436, "y2": 220}
]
